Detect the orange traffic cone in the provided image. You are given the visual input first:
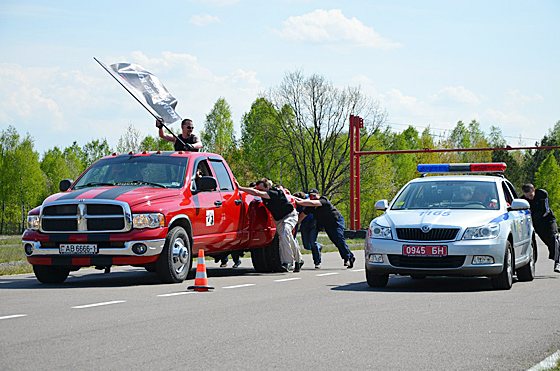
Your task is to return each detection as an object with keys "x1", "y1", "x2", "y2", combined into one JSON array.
[{"x1": 187, "y1": 249, "x2": 214, "y2": 291}]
